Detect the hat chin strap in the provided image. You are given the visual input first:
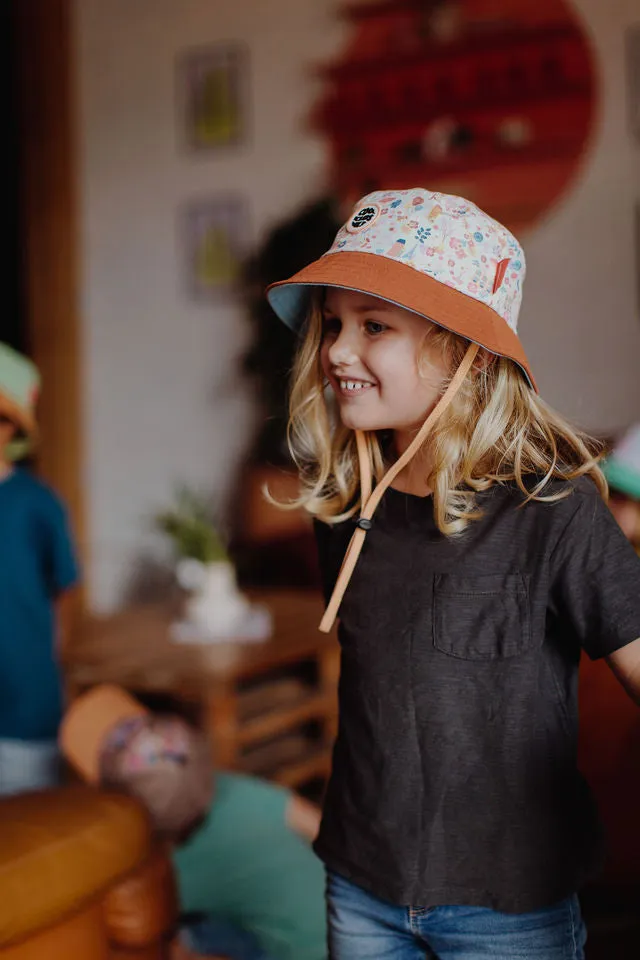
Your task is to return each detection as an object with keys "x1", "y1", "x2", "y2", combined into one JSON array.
[{"x1": 319, "y1": 342, "x2": 479, "y2": 633}]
